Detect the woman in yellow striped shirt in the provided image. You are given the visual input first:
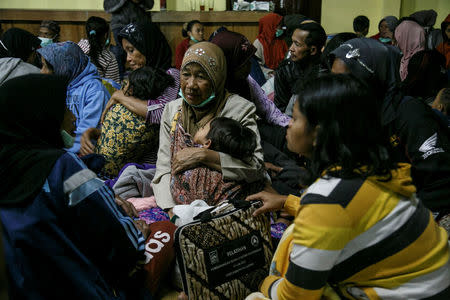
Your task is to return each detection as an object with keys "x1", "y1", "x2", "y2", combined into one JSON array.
[{"x1": 247, "y1": 73, "x2": 449, "y2": 300}]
